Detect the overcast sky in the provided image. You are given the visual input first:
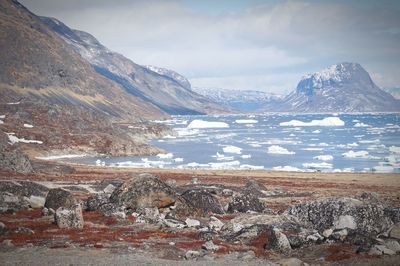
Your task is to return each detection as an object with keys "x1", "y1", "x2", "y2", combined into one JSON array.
[{"x1": 21, "y1": 0, "x2": 400, "y2": 94}]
